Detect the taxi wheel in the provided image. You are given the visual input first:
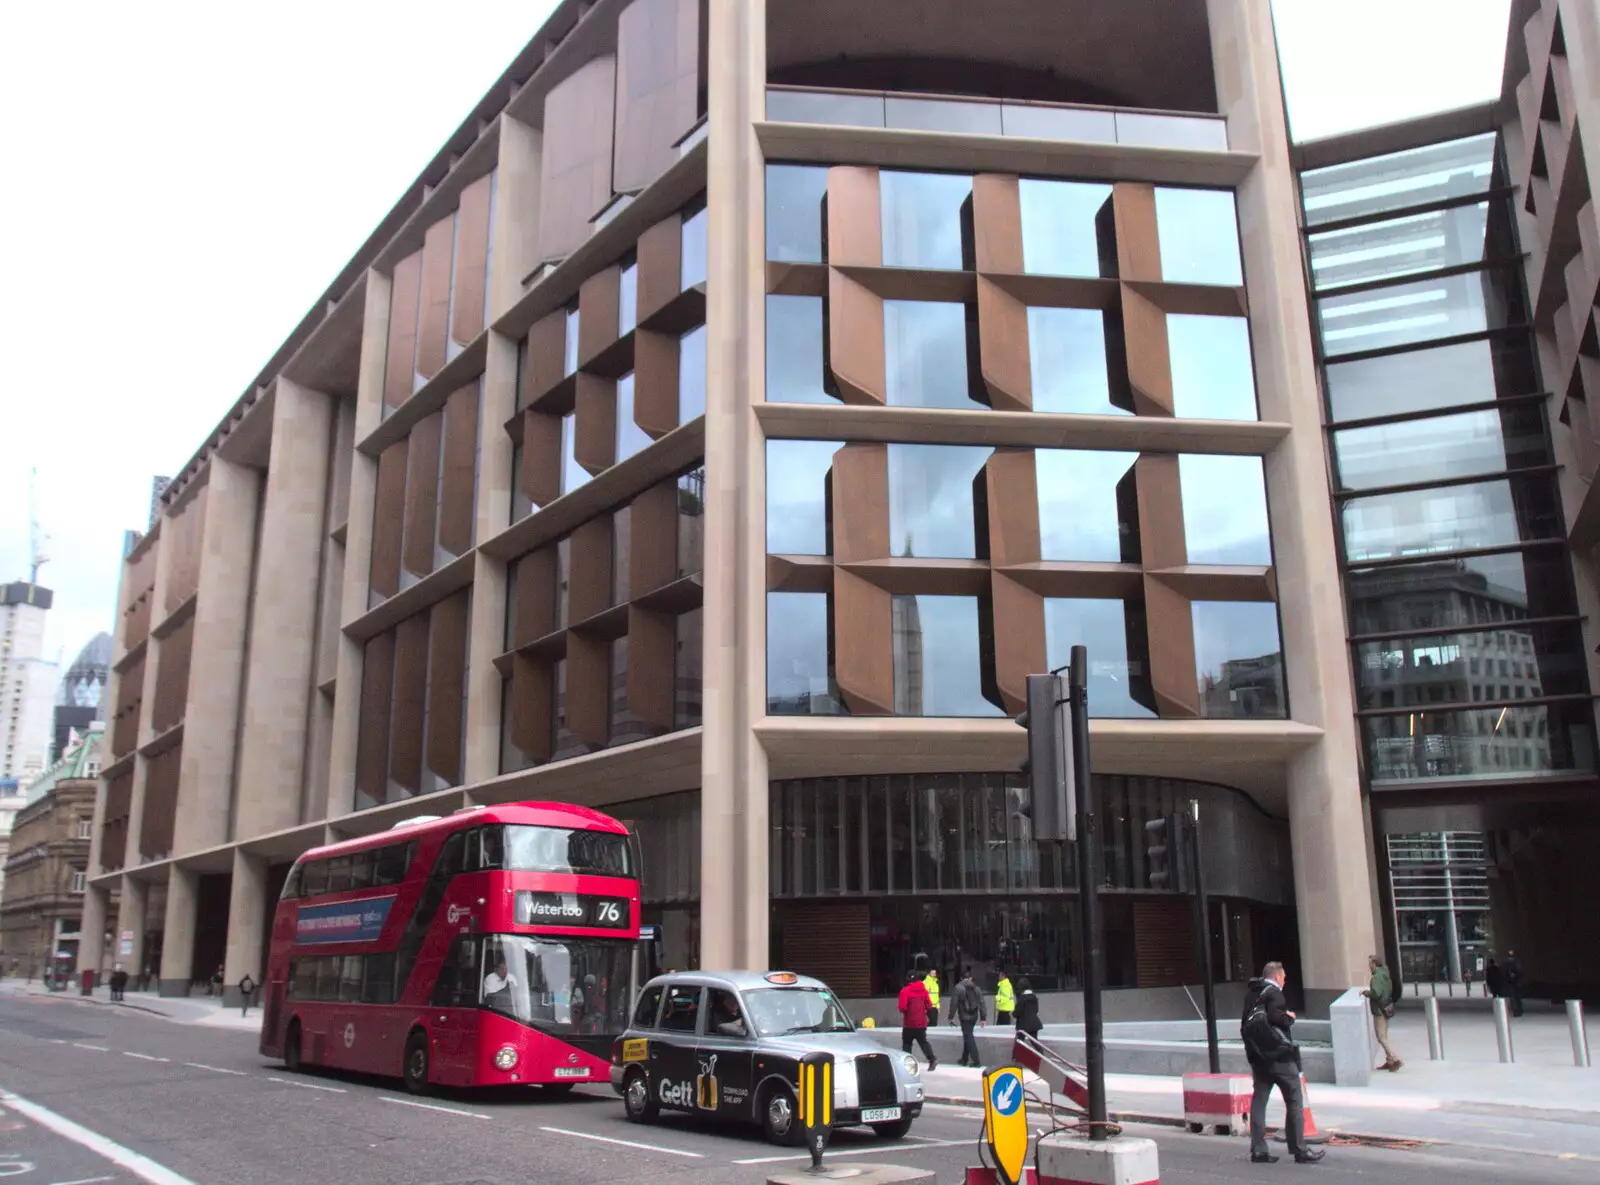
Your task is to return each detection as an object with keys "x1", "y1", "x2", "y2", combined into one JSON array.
[
  {"x1": 403, "y1": 1031, "x2": 431, "y2": 1096},
  {"x1": 623, "y1": 1069, "x2": 658, "y2": 1124},
  {"x1": 761, "y1": 1085, "x2": 802, "y2": 1146},
  {"x1": 872, "y1": 1117, "x2": 915, "y2": 1140}
]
